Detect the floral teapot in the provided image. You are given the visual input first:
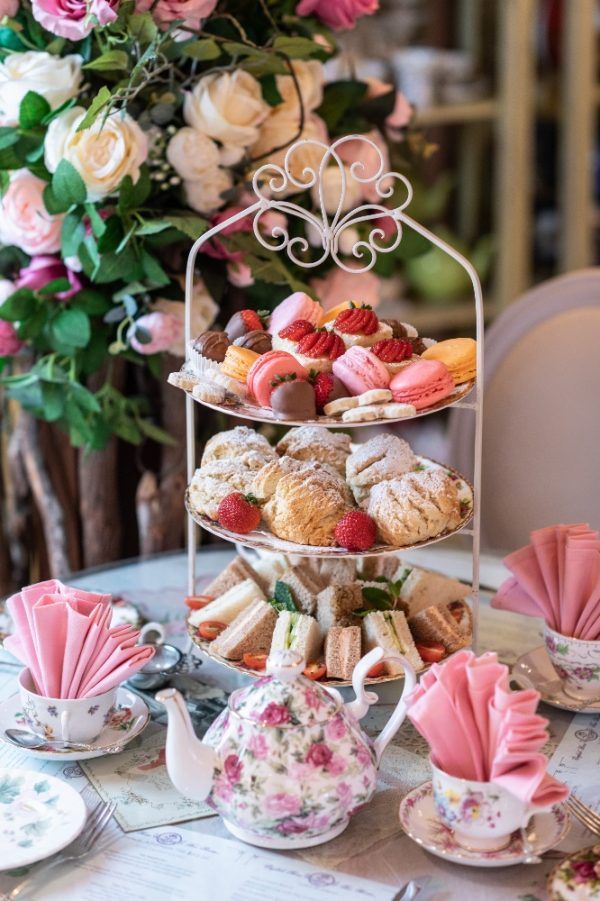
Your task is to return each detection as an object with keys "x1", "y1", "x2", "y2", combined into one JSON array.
[{"x1": 157, "y1": 646, "x2": 416, "y2": 849}]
